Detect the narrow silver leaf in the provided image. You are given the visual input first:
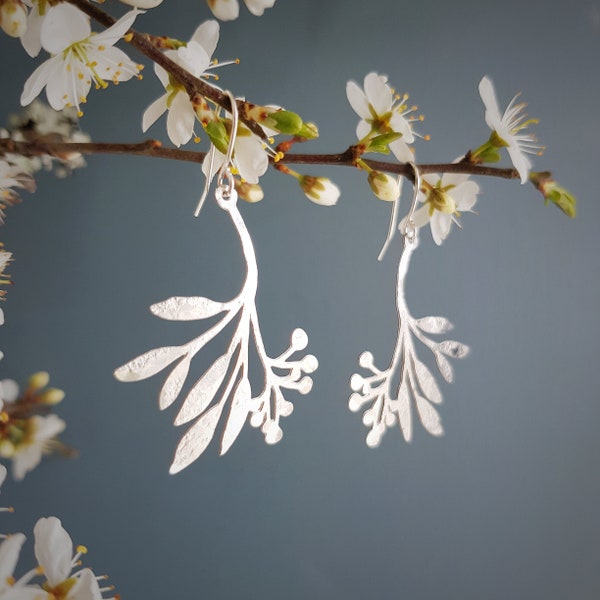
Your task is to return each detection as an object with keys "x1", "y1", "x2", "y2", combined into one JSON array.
[
  {"x1": 114, "y1": 346, "x2": 184, "y2": 383},
  {"x1": 414, "y1": 394, "x2": 444, "y2": 437},
  {"x1": 397, "y1": 384, "x2": 412, "y2": 442},
  {"x1": 159, "y1": 355, "x2": 191, "y2": 410},
  {"x1": 437, "y1": 340, "x2": 470, "y2": 359},
  {"x1": 435, "y1": 351, "x2": 454, "y2": 383},
  {"x1": 220, "y1": 377, "x2": 252, "y2": 455},
  {"x1": 416, "y1": 316, "x2": 454, "y2": 334},
  {"x1": 150, "y1": 296, "x2": 228, "y2": 321},
  {"x1": 414, "y1": 360, "x2": 443, "y2": 405},
  {"x1": 169, "y1": 404, "x2": 224, "y2": 474},
  {"x1": 174, "y1": 353, "x2": 230, "y2": 426}
]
